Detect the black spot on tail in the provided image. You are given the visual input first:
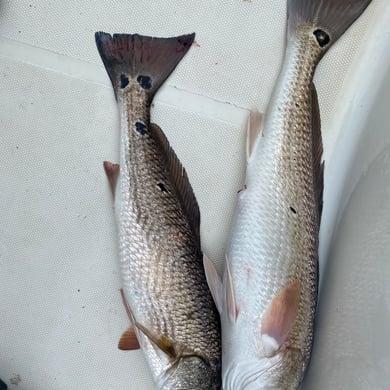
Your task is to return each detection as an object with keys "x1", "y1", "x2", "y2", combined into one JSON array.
[
  {"x1": 120, "y1": 74, "x2": 129, "y2": 88},
  {"x1": 157, "y1": 182, "x2": 167, "y2": 192},
  {"x1": 290, "y1": 206, "x2": 297, "y2": 214},
  {"x1": 135, "y1": 122, "x2": 147, "y2": 135},
  {"x1": 137, "y1": 75, "x2": 152, "y2": 90},
  {"x1": 313, "y1": 29, "x2": 330, "y2": 47}
]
